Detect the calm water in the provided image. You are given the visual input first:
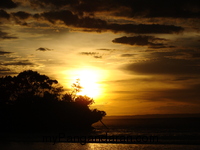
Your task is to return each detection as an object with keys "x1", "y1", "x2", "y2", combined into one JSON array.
[
  {"x1": 93, "y1": 116, "x2": 200, "y2": 136},
  {"x1": 1, "y1": 116, "x2": 200, "y2": 150},
  {"x1": 1, "y1": 143, "x2": 200, "y2": 150}
]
